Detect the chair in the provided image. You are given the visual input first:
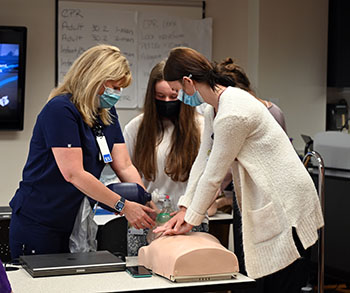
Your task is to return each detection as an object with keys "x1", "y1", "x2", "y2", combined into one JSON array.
[
  {"x1": 303, "y1": 151, "x2": 325, "y2": 293},
  {"x1": 96, "y1": 216, "x2": 128, "y2": 258}
]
